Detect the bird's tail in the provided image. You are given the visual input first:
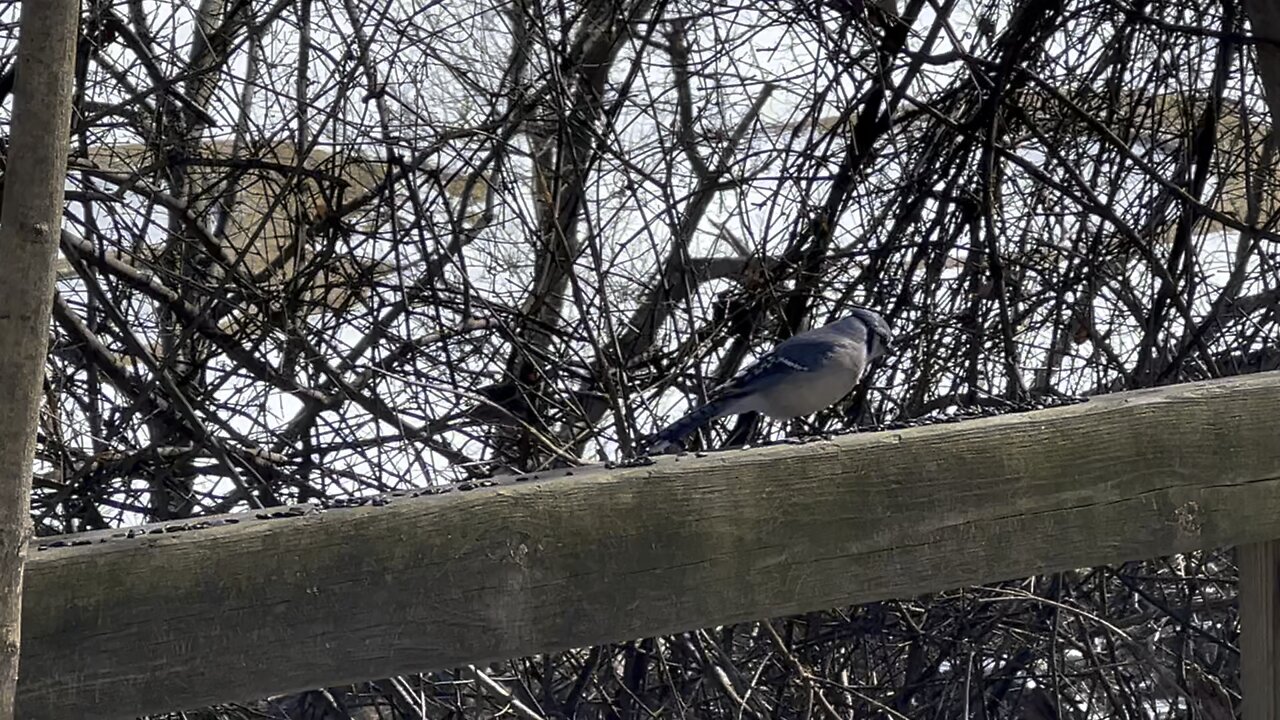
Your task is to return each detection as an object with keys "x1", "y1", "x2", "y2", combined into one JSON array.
[{"x1": 643, "y1": 401, "x2": 726, "y2": 454}]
